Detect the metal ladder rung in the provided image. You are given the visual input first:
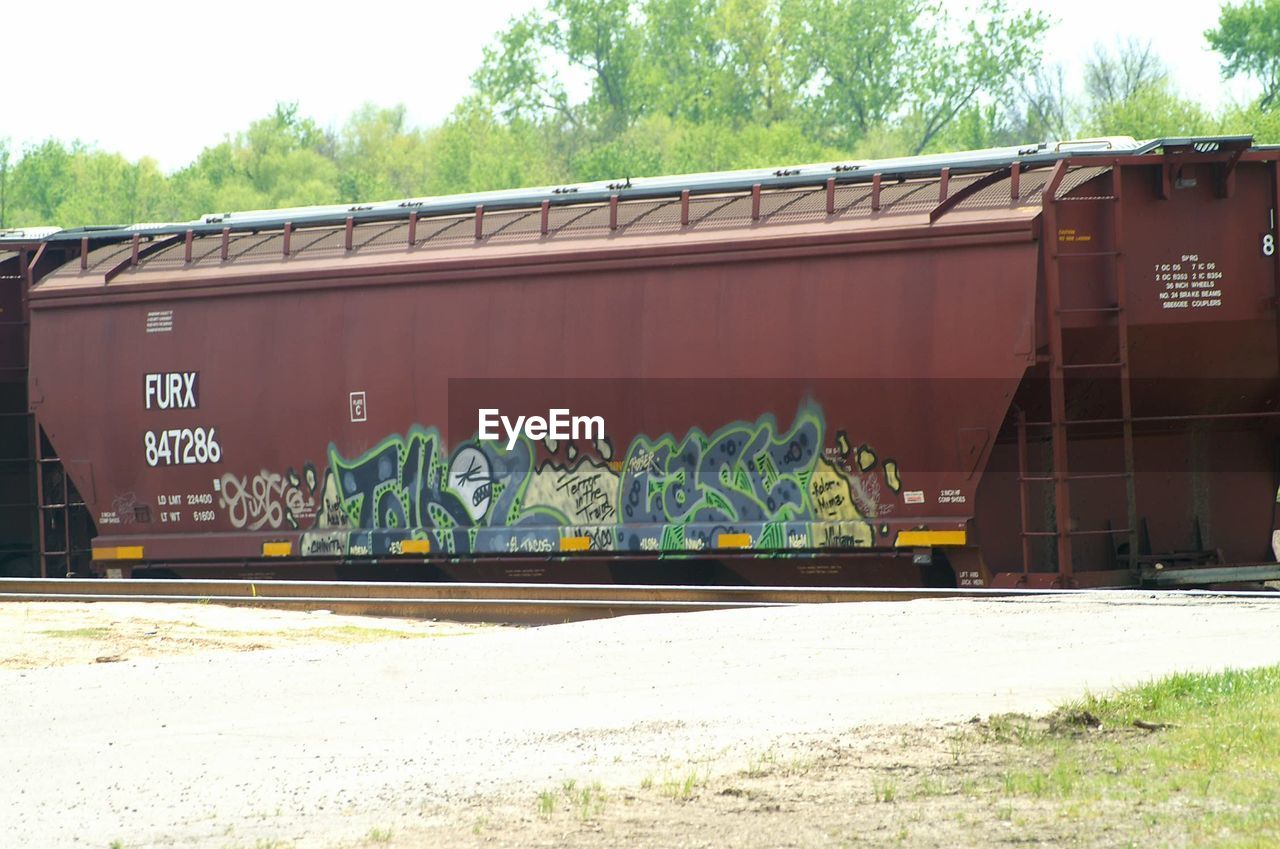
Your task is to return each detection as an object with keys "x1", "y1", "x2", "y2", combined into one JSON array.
[
  {"x1": 1020, "y1": 528, "x2": 1132, "y2": 538},
  {"x1": 1060, "y1": 361, "x2": 1126, "y2": 370},
  {"x1": 1021, "y1": 417, "x2": 1129, "y2": 427},
  {"x1": 1064, "y1": 472, "x2": 1132, "y2": 481},
  {"x1": 1018, "y1": 472, "x2": 1132, "y2": 483}
]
